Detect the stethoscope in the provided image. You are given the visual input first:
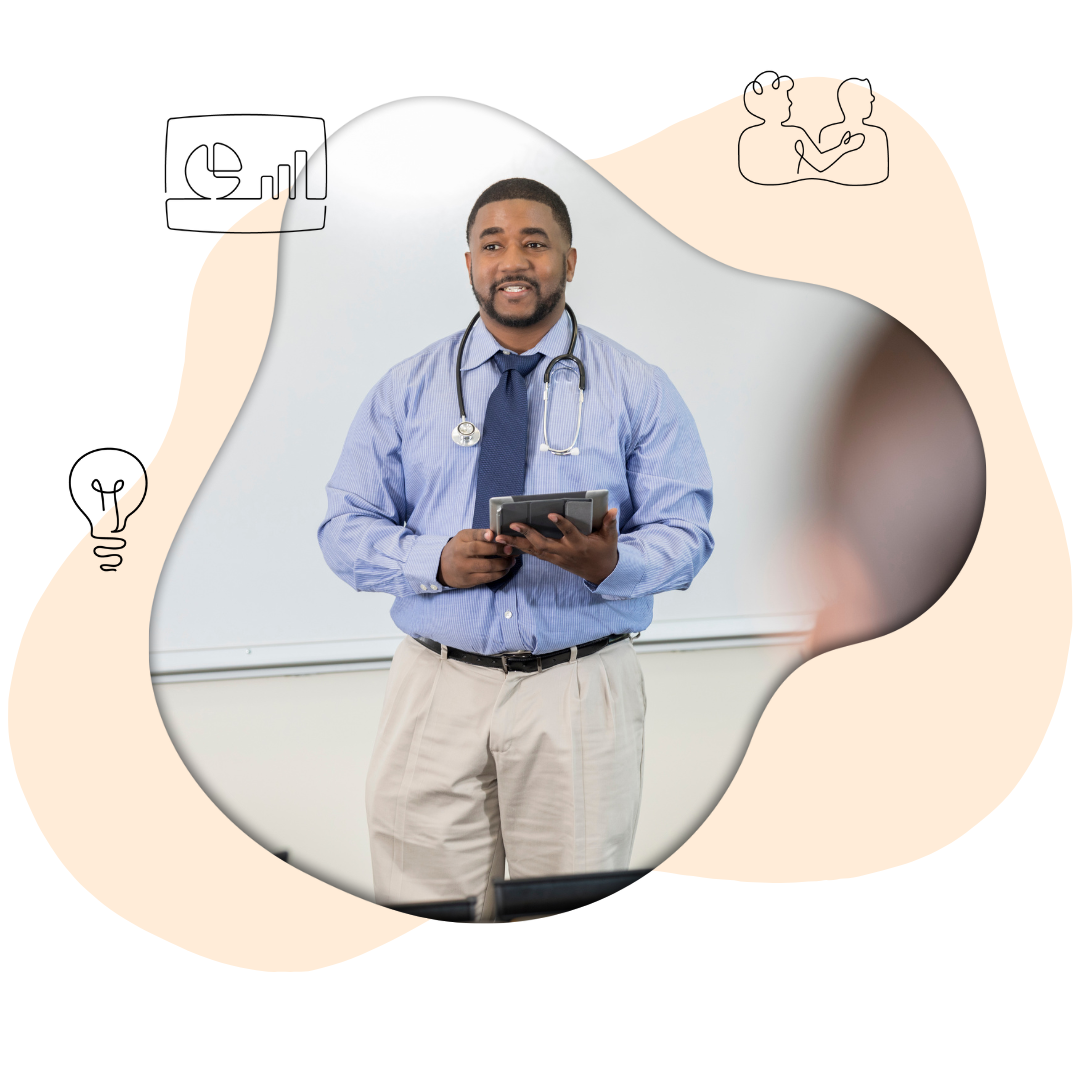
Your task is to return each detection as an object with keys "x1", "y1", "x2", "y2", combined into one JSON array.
[{"x1": 451, "y1": 304, "x2": 586, "y2": 456}]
